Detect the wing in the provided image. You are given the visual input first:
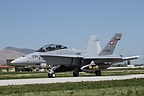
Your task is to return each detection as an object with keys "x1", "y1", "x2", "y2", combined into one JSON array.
[
  {"x1": 40, "y1": 52, "x2": 139, "y2": 65},
  {"x1": 40, "y1": 54, "x2": 83, "y2": 65}
]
